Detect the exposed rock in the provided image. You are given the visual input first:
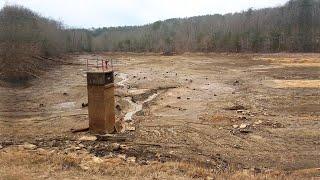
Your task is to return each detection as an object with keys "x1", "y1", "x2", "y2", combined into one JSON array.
[
  {"x1": 237, "y1": 110, "x2": 244, "y2": 113},
  {"x1": 110, "y1": 143, "x2": 121, "y2": 151},
  {"x1": 126, "y1": 126, "x2": 136, "y2": 131},
  {"x1": 239, "y1": 123, "x2": 247, "y2": 129},
  {"x1": 206, "y1": 176, "x2": 214, "y2": 180},
  {"x1": 233, "y1": 144, "x2": 241, "y2": 149},
  {"x1": 254, "y1": 120, "x2": 263, "y2": 125},
  {"x1": 92, "y1": 157, "x2": 103, "y2": 164},
  {"x1": 22, "y1": 143, "x2": 37, "y2": 150},
  {"x1": 233, "y1": 125, "x2": 239, "y2": 129},
  {"x1": 138, "y1": 160, "x2": 149, "y2": 165},
  {"x1": 127, "y1": 157, "x2": 136, "y2": 163},
  {"x1": 86, "y1": 145, "x2": 93, "y2": 151},
  {"x1": 78, "y1": 144, "x2": 85, "y2": 148},
  {"x1": 117, "y1": 154, "x2": 126, "y2": 160},
  {"x1": 80, "y1": 164, "x2": 89, "y2": 171},
  {"x1": 0, "y1": 145, "x2": 3, "y2": 149},
  {"x1": 272, "y1": 122, "x2": 285, "y2": 128},
  {"x1": 37, "y1": 148, "x2": 47, "y2": 155},
  {"x1": 79, "y1": 135, "x2": 97, "y2": 141},
  {"x1": 168, "y1": 151, "x2": 176, "y2": 156}
]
